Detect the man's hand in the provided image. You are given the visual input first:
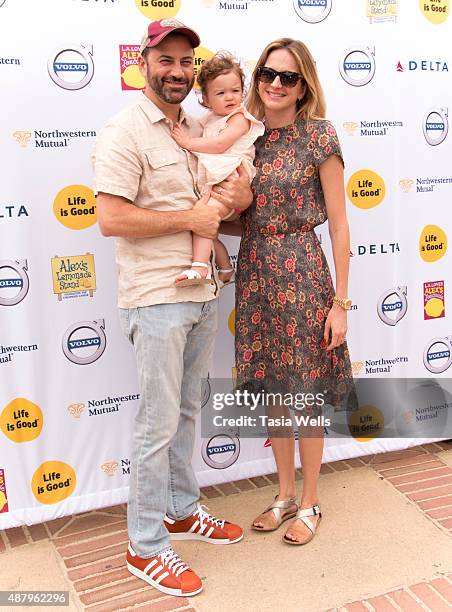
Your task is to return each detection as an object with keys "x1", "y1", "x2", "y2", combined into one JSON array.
[
  {"x1": 189, "y1": 192, "x2": 221, "y2": 239},
  {"x1": 210, "y1": 163, "x2": 253, "y2": 210},
  {"x1": 171, "y1": 123, "x2": 192, "y2": 150}
]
